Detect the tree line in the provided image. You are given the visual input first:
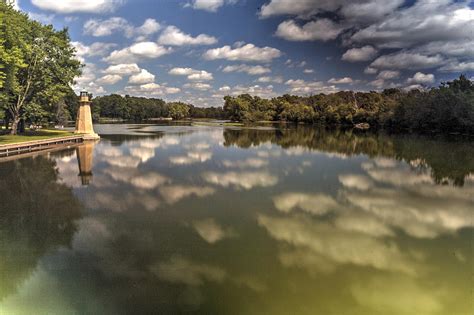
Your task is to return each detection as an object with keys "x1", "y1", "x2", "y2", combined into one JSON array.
[
  {"x1": 223, "y1": 75, "x2": 474, "y2": 134},
  {"x1": 87, "y1": 75, "x2": 473, "y2": 135},
  {"x1": 87, "y1": 94, "x2": 226, "y2": 121}
]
